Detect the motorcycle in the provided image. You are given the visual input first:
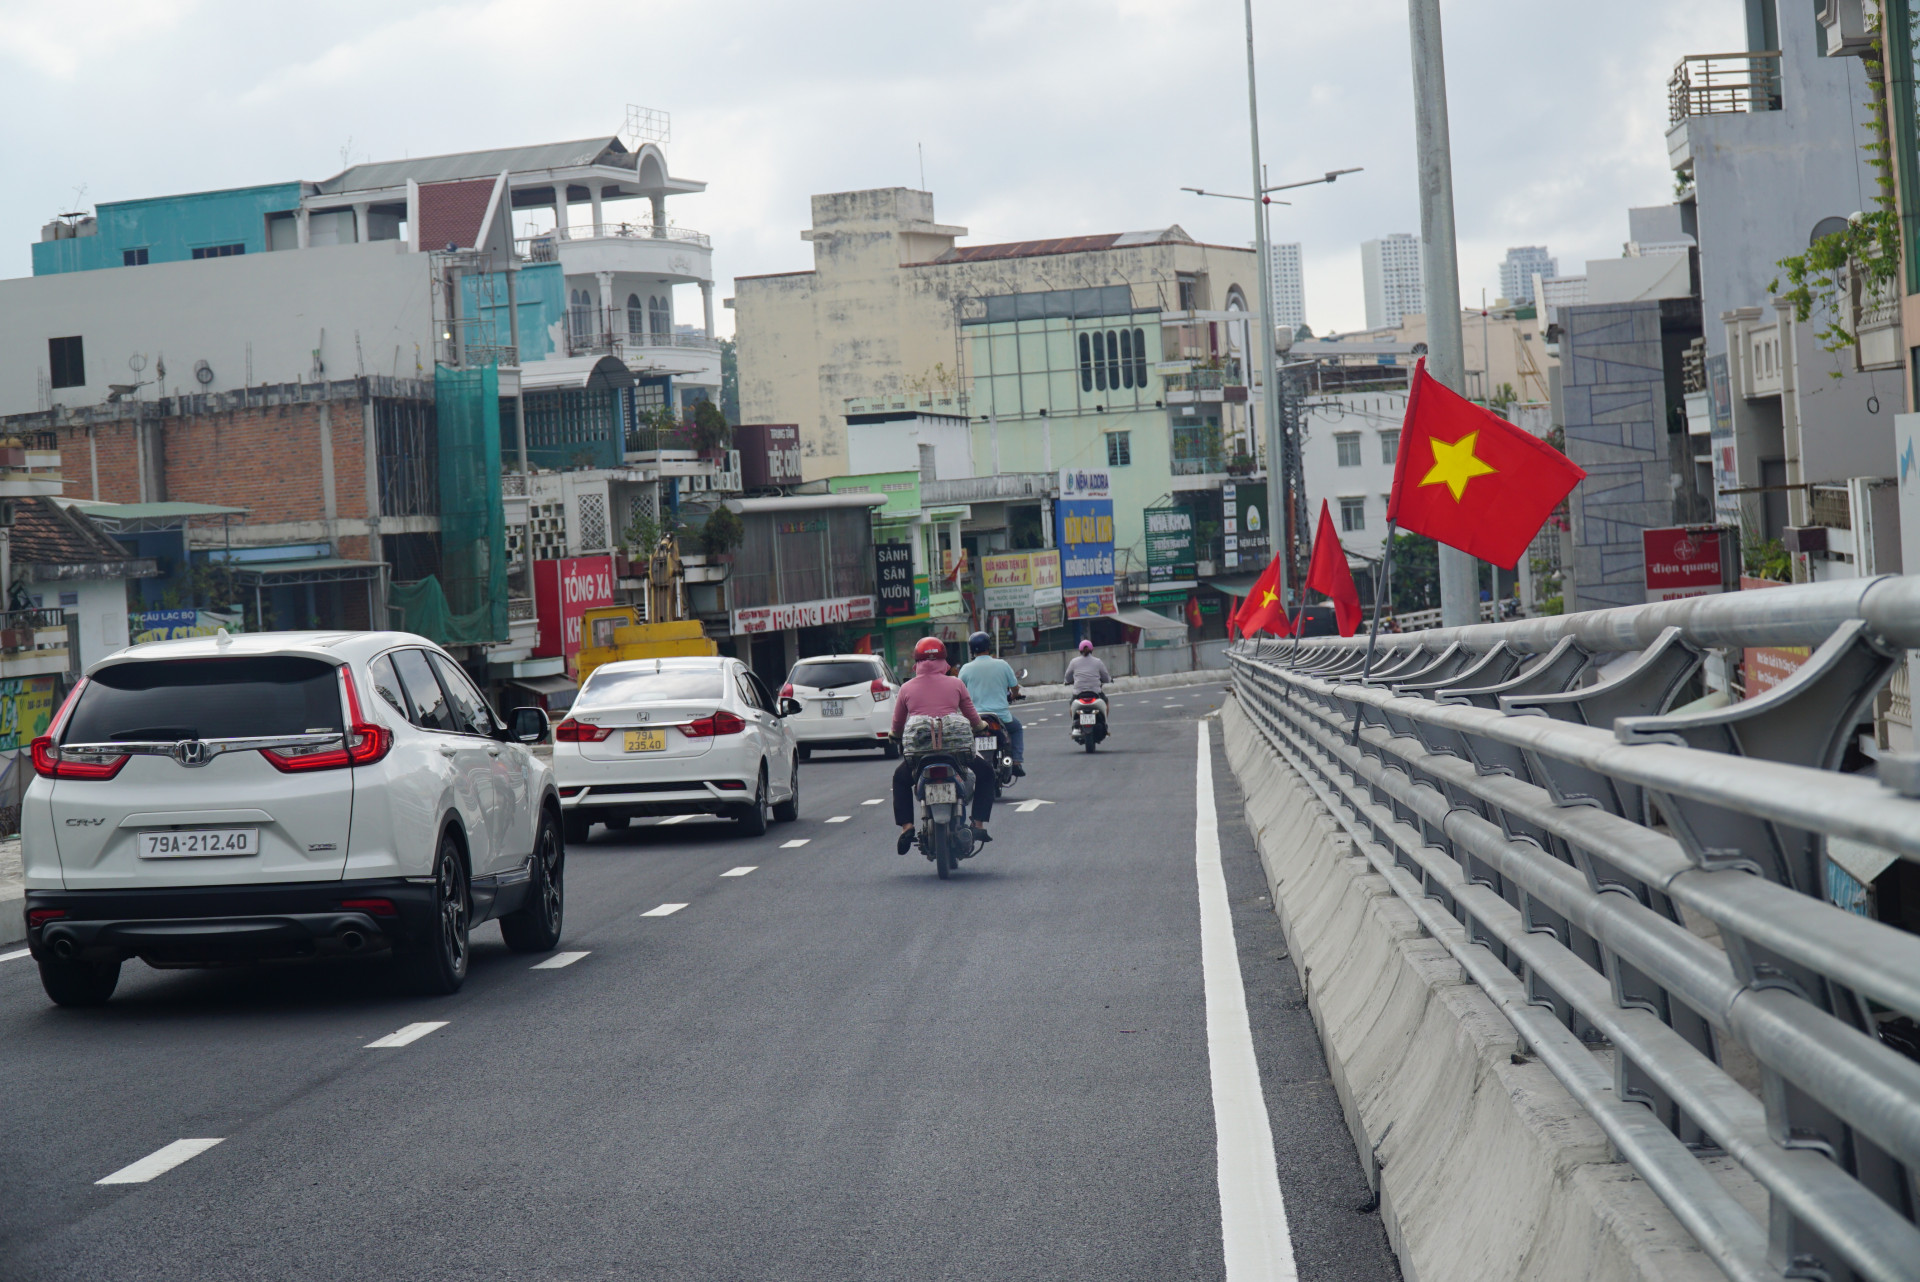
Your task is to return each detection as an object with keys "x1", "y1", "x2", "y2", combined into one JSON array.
[
  {"x1": 1070, "y1": 691, "x2": 1109, "y2": 752},
  {"x1": 977, "y1": 713, "x2": 1016, "y2": 791},
  {"x1": 912, "y1": 750, "x2": 978, "y2": 879}
]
